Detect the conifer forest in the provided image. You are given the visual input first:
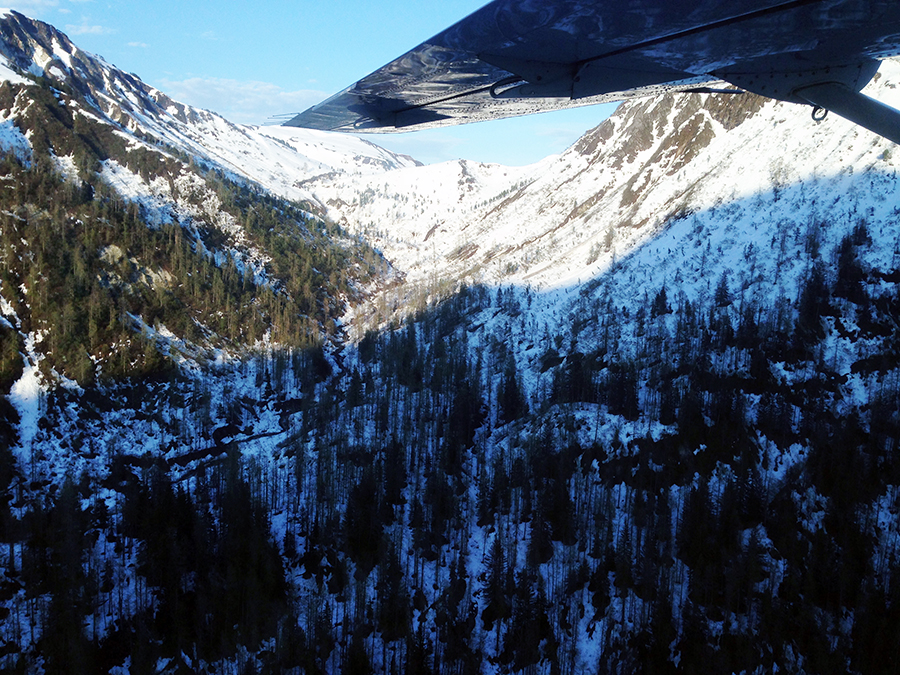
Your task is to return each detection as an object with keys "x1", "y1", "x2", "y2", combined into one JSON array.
[
  {"x1": 2, "y1": 139, "x2": 899, "y2": 672},
  {"x1": 0, "y1": 31, "x2": 899, "y2": 675}
]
